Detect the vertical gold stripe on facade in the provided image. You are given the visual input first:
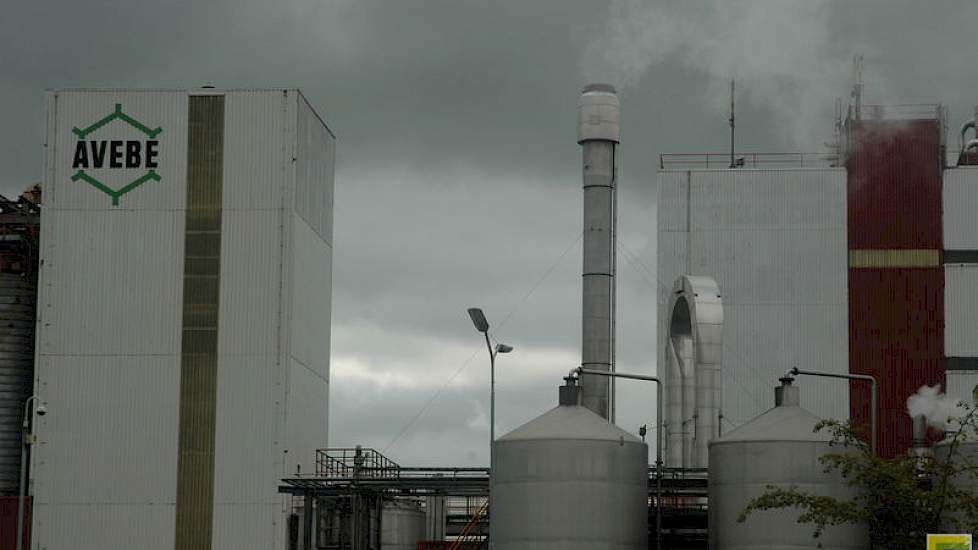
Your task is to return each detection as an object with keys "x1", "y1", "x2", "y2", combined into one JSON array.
[
  {"x1": 175, "y1": 95, "x2": 224, "y2": 550},
  {"x1": 848, "y1": 249, "x2": 940, "y2": 268}
]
